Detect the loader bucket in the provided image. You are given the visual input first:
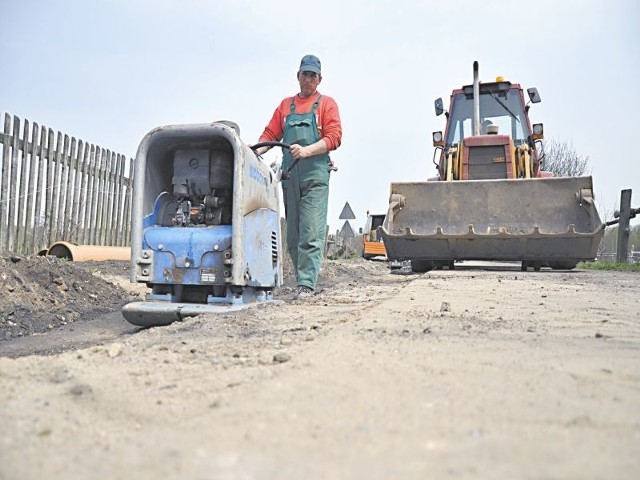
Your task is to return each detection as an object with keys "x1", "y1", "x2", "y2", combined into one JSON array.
[{"x1": 380, "y1": 176, "x2": 604, "y2": 266}]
